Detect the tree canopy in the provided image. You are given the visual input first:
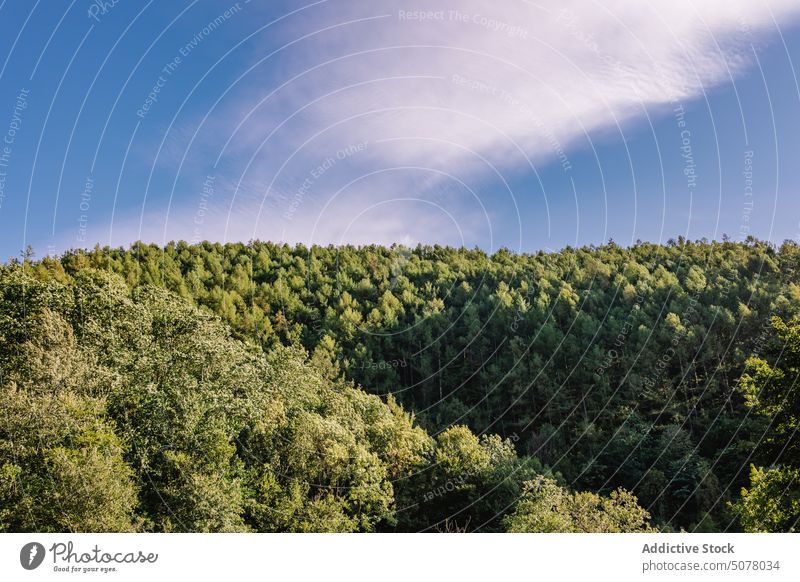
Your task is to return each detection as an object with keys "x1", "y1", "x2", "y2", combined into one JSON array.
[{"x1": 3, "y1": 237, "x2": 798, "y2": 531}]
